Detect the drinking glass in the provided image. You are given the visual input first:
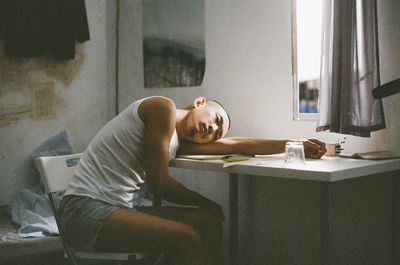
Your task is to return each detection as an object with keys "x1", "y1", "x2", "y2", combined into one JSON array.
[{"x1": 284, "y1": 141, "x2": 306, "y2": 164}]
